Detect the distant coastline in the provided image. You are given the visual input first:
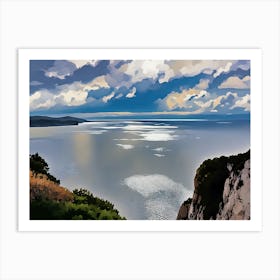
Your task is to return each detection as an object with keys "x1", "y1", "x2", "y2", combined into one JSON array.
[
  {"x1": 30, "y1": 116, "x2": 88, "y2": 127},
  {"x1": 30, "y1": 112, "x2": 250, "y2": 121}
]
